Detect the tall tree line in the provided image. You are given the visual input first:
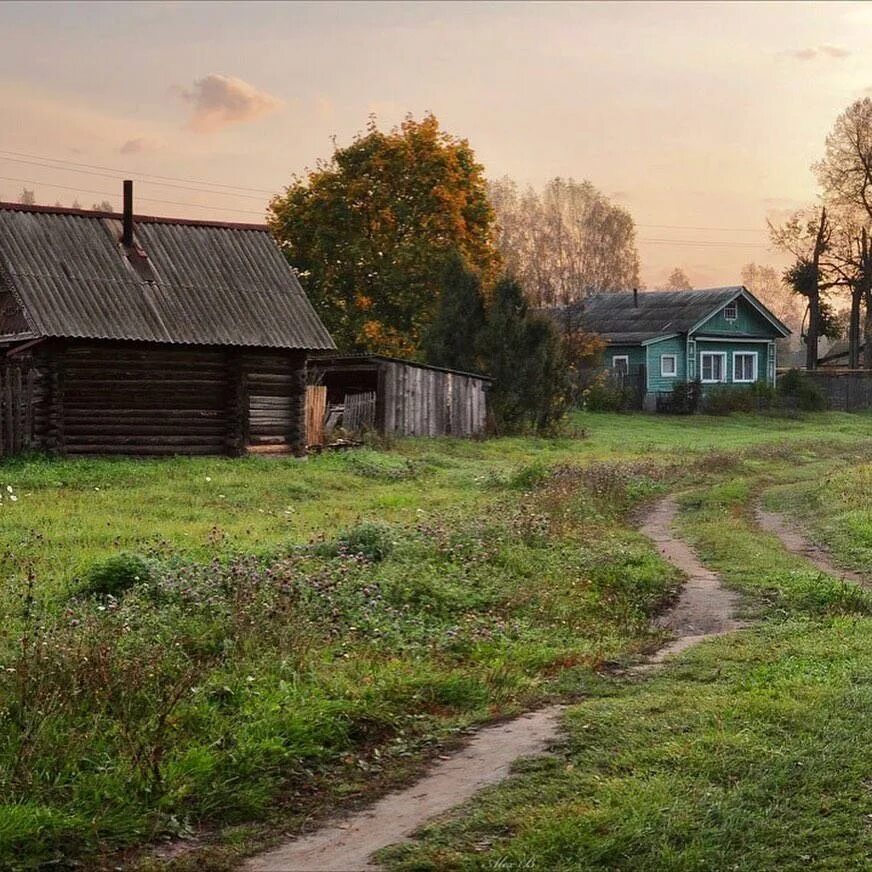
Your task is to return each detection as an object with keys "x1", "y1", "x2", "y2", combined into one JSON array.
[{"x1": 770, "y1": 97, "x2": 872, "y2": 370}]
